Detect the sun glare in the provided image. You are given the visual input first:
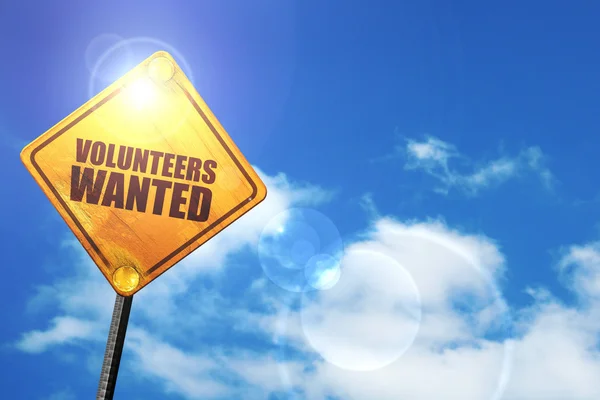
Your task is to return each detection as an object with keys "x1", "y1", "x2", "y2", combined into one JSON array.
[{"x1": 125, "y1": 77, "x2": 156, "y2": 109}]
